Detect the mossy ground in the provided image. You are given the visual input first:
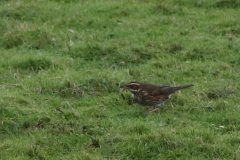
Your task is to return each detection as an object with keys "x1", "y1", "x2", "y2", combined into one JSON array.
[{"x1": 0, "y1": 0, "x2": 240, "y2": 159}]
